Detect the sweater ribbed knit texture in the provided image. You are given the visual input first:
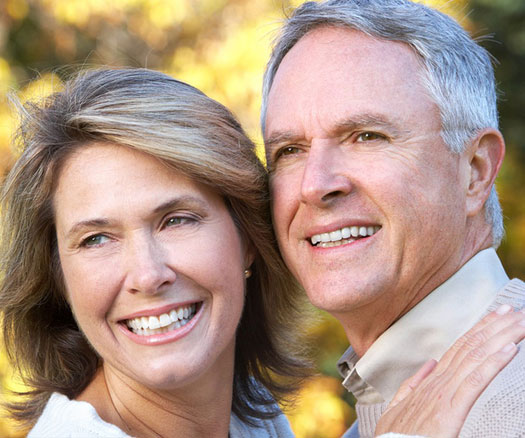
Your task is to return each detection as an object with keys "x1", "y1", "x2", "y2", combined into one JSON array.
[
  {"x1": 354, "y1": 278, "x2": 525, "y2": 438},
  {"x1": 459, "y1": 279, "x2": 525, "y2": 437}
]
